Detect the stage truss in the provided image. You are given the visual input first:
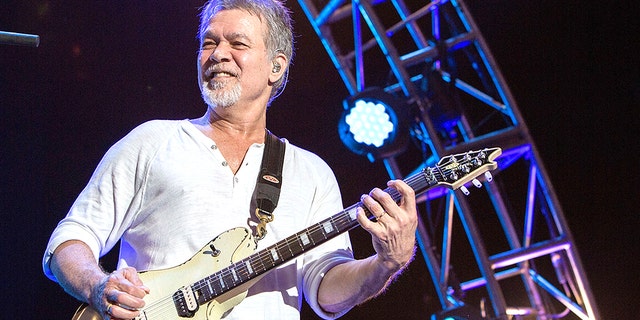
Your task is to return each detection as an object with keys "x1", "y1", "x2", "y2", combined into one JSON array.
[{"x1": 295, "y1": 0, "x2": 599, "y2": 319}]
